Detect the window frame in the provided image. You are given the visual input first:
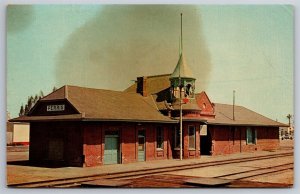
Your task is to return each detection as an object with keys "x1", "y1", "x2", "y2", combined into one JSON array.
[
  {"x1": 188, "y1": 125, "x2": 196, "y2": 150},
  {"x1": 246, "y1": 127, "x2": 257, "y2": 145},
  {"x1": 156, "y1": 126, "x2": 164, "y2": 150},
  {"x1": 174, "y1": 126, "x2": 180, "y2": 149}
]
